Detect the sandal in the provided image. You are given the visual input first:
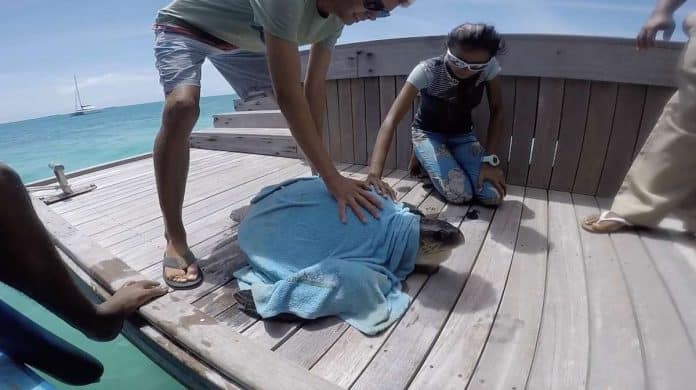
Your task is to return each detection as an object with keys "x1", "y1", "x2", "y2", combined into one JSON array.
[
  {"x1": 581, "y1": 211, "x2": 633, "y2": 234},
  {"x1": 162, "y1": 250, "x2": 203, "y2": 290}
]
